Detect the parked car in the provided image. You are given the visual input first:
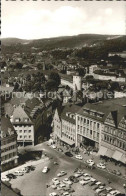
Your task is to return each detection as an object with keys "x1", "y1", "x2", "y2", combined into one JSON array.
[
  {"x1": 109, "y1": 190, "x2": 120, "y2": 196},
  {"x1": 68, "y1": 176, "x2": 79, "y2": 183},
  {"x1": 14, "y1": 170, "x2": 24, "y2": 176},
  {"x1": 1, "y1": 176, "x2": 10, "y2": 182},
  {"x1": 49, "y1": 192, "x2": 58, "y2": 196},
  {"x1": 51, "y1": 145, "x2": 57, "y2": 149},
  {"x1": 106, "y1": 187, "x2": 113, "y2": 193},
  {"x1": 79, "y1": 177, "x2": 91, "y2": 185},
  {"x1": 42, "y1": 166, "x2": 49, "y2": 173},
  {"x1": 96, "y1": 186, "x2": 105, "y2": 193},
  {"x1": 65, "y1": 152, "x2": 73, "y2": 157},
  {"x1": 62, "y1": 192, "x2": 71, "y2": 196},
  {"x1": 6, "y1": 173, "x2": 16, "y2": 179},
  {"x1": 26, "y1": 165, "x2": 35, "y2": 171},
  {"x1": 57, "y1": 171, "x2": 67, "y2": 177},
  {"x1": 57, "y1": 148, "x2": 63, "y2": 152},
  {"x1": 75, "y1": 155, "x2": 83, "y2": 160},
  {"x1": 51, "y1": 184, "x2": 57, "y2": 189},
  {"x1": 54, "y1": 161, "x2": 58, "y2": 165},
  {"x1": 52, "y1": 178, "x2": 60, "y2": 185},
  {"x1": 83, "y1": 173, "x2": 91, "y2": 177},
  {"x1": 59, "y1": 183, "x2": 66, "y2": 188},
  {"x1": 63, "y1": 178, "x2": 73, "y2": 185},
  {"x1": 74, "y1": 171, "x2": 83, "y2": 178},
  {"x1": 86, "y1": 159, "x2": 94, "y2": 165},
  {"x1": 97, "y1": 163, "x2": 106, "y2": 169}
]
